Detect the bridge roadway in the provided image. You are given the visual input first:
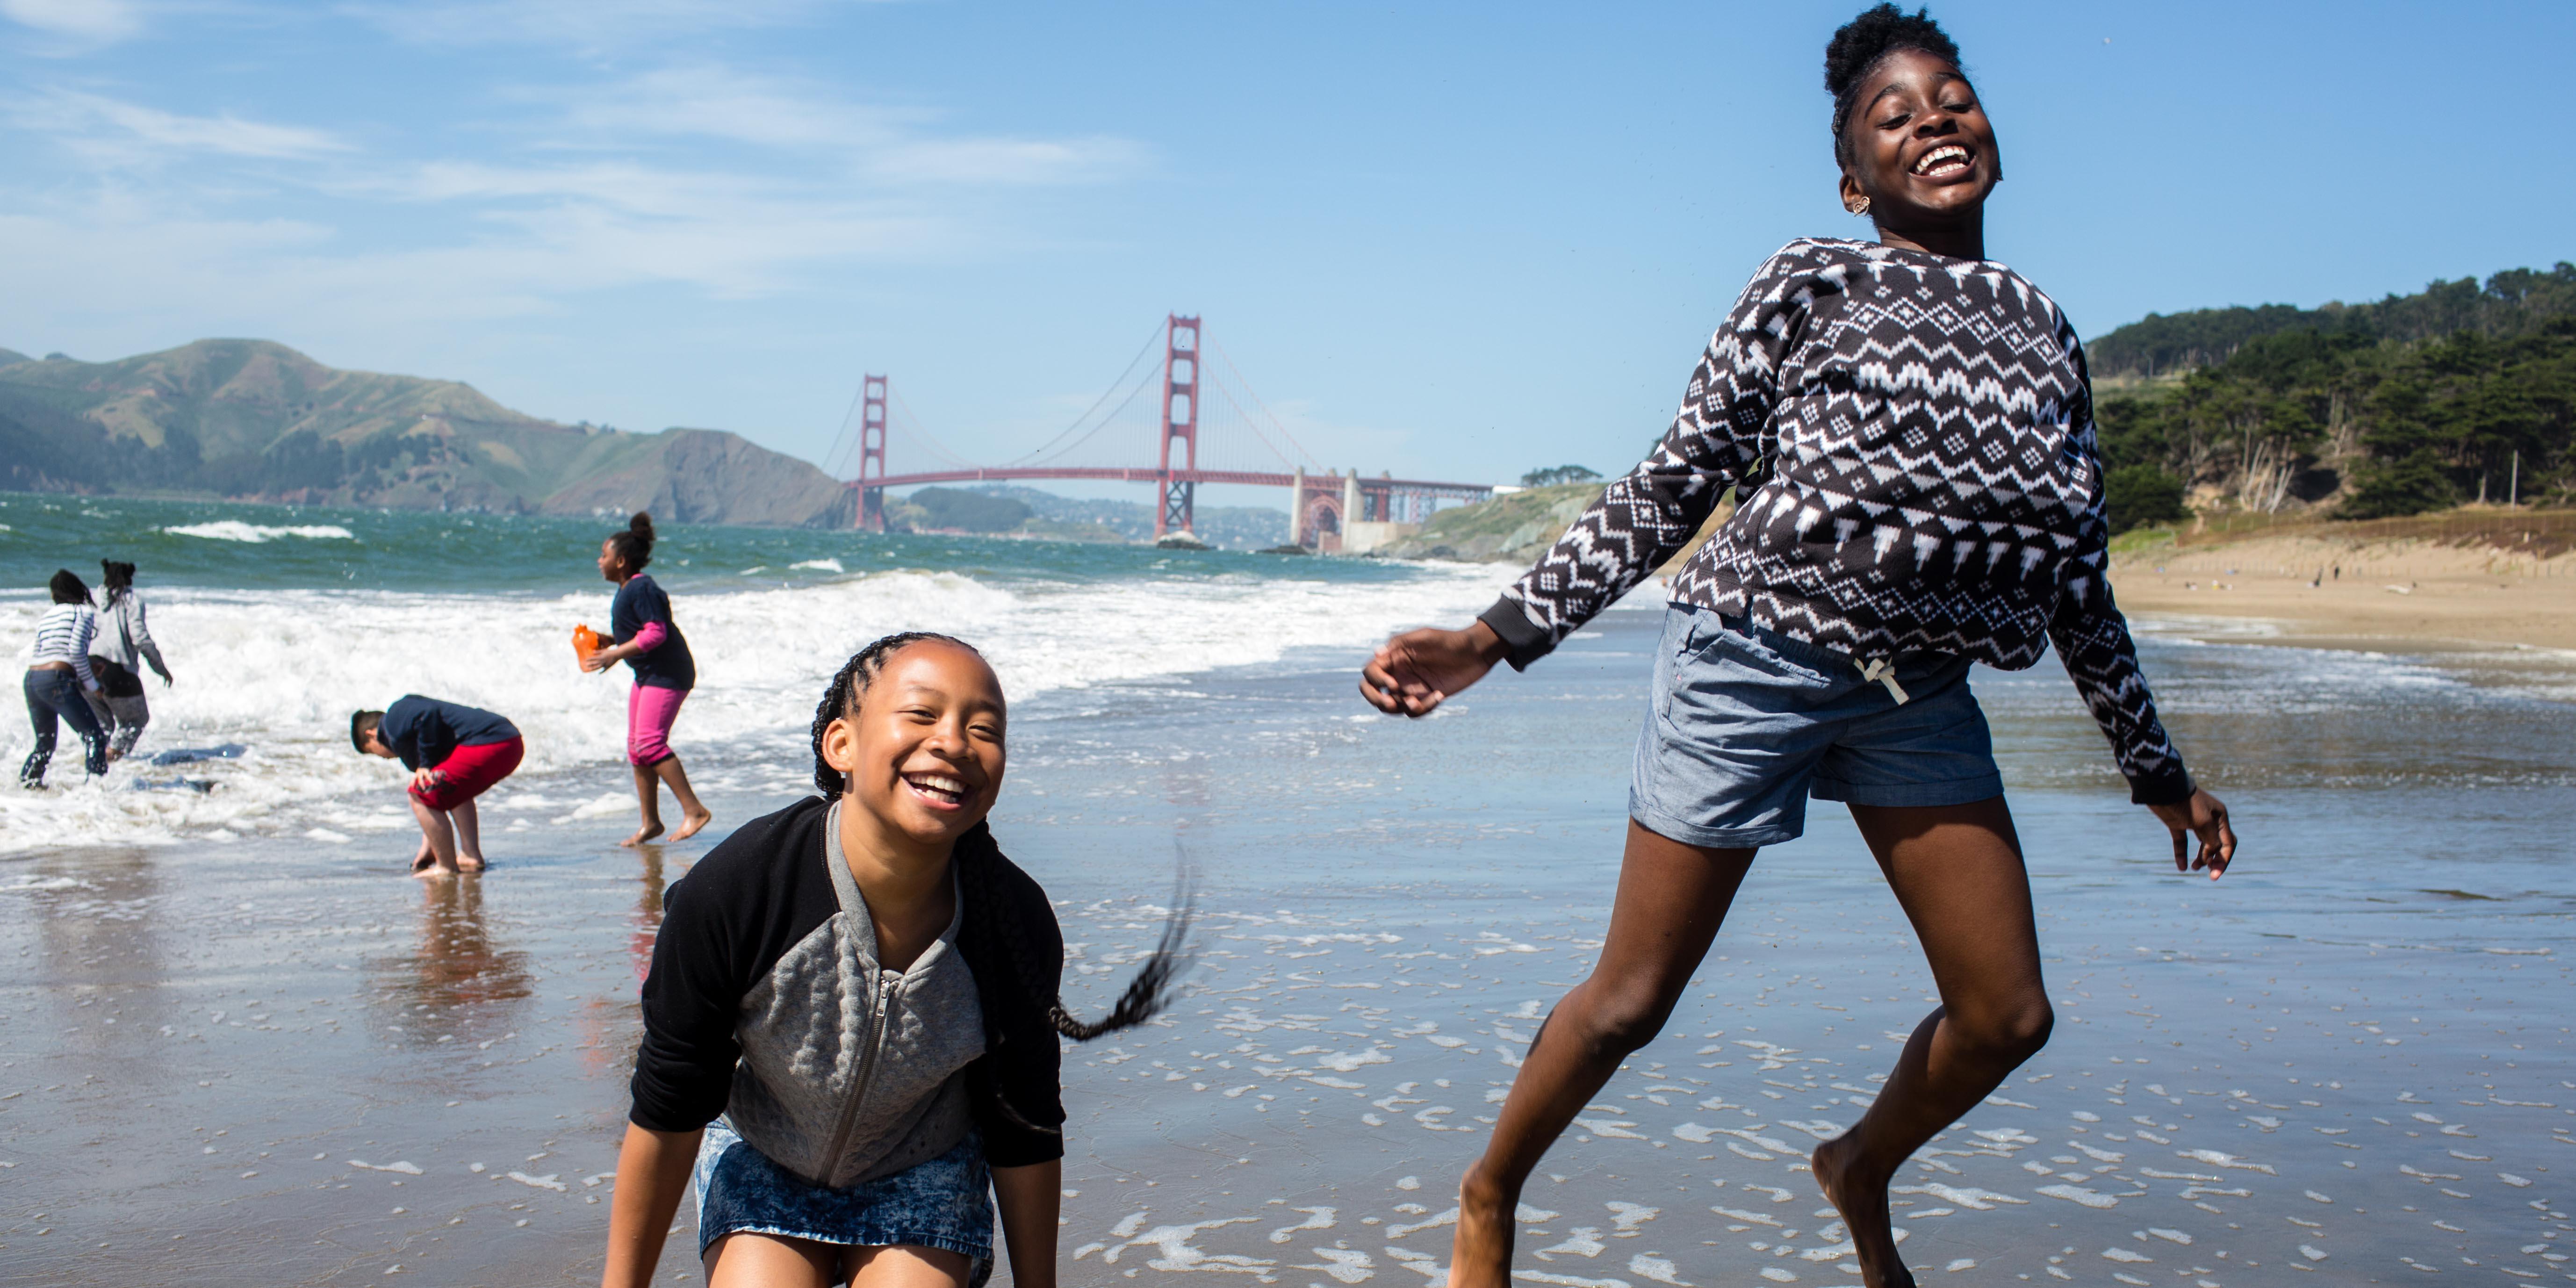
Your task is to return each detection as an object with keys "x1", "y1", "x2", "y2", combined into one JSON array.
[{"x1": 861, "y1": 467, "x2": 1491, "y2": 494}]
